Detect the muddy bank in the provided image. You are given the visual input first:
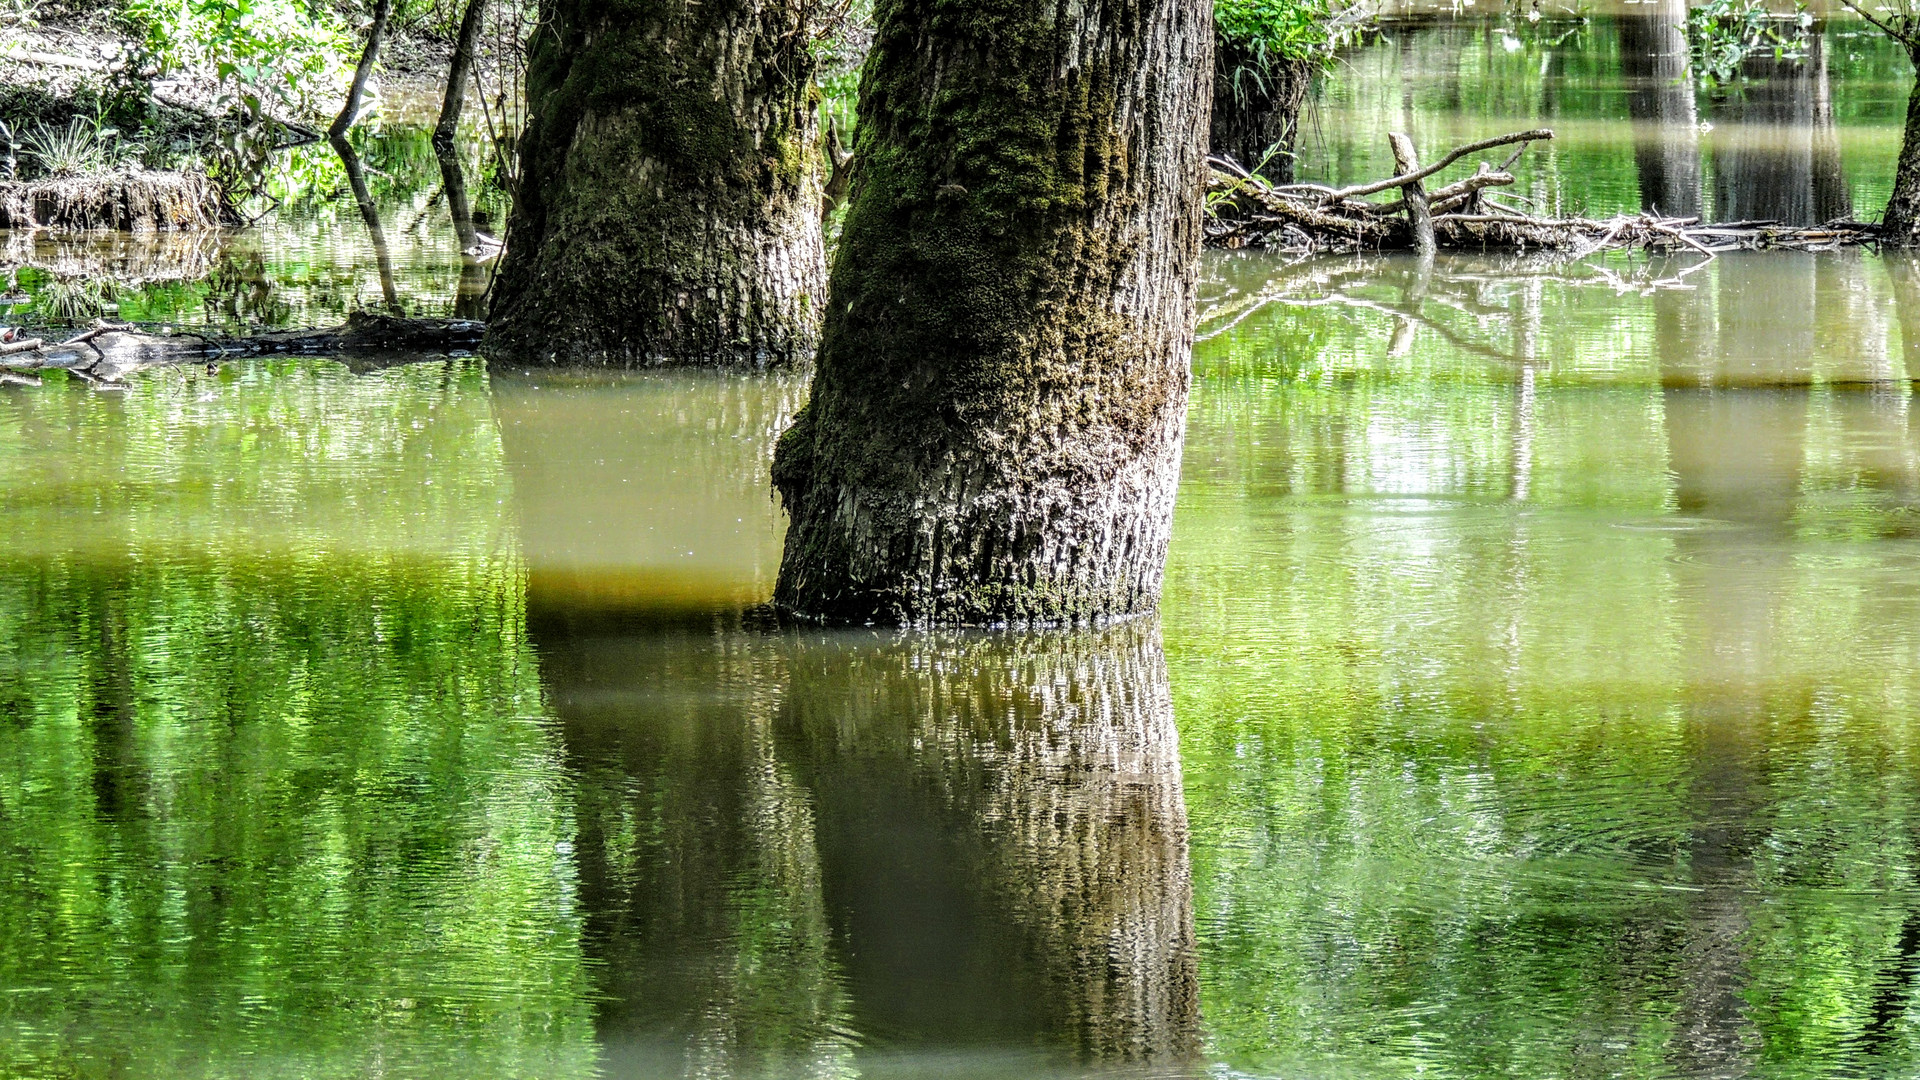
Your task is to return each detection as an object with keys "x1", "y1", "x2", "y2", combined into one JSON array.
[{"x1": 0, "y1": 169, "x2": 227, "y2": 230}]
